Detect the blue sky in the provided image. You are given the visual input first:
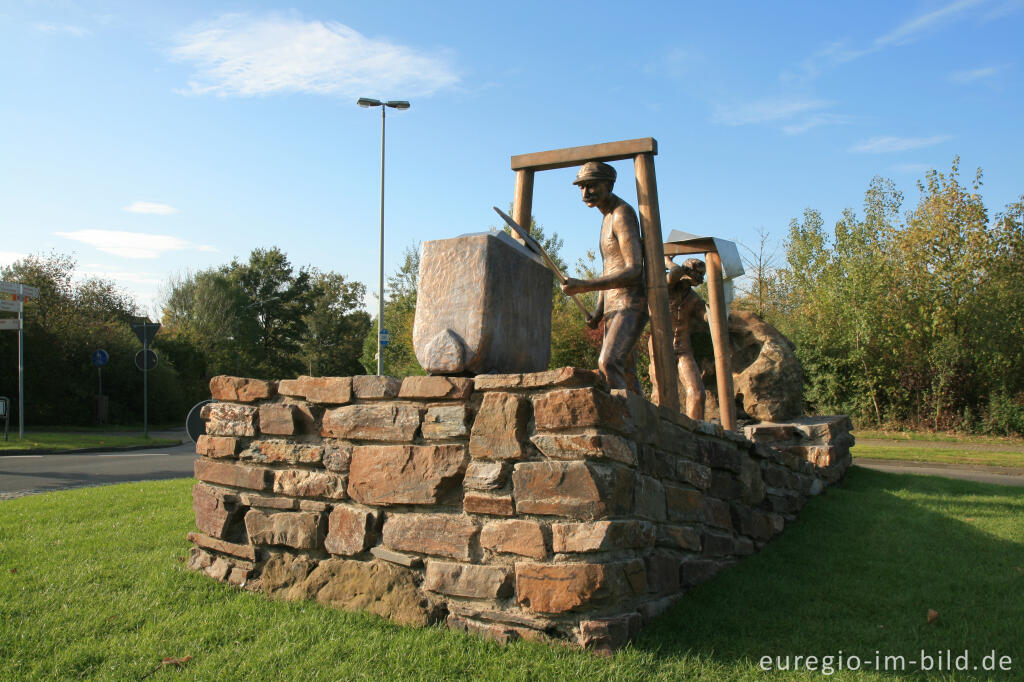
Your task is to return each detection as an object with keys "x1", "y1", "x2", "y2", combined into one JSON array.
[{"x1": 2, "y1": 0, "x2": 1022, "y2": 316}]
